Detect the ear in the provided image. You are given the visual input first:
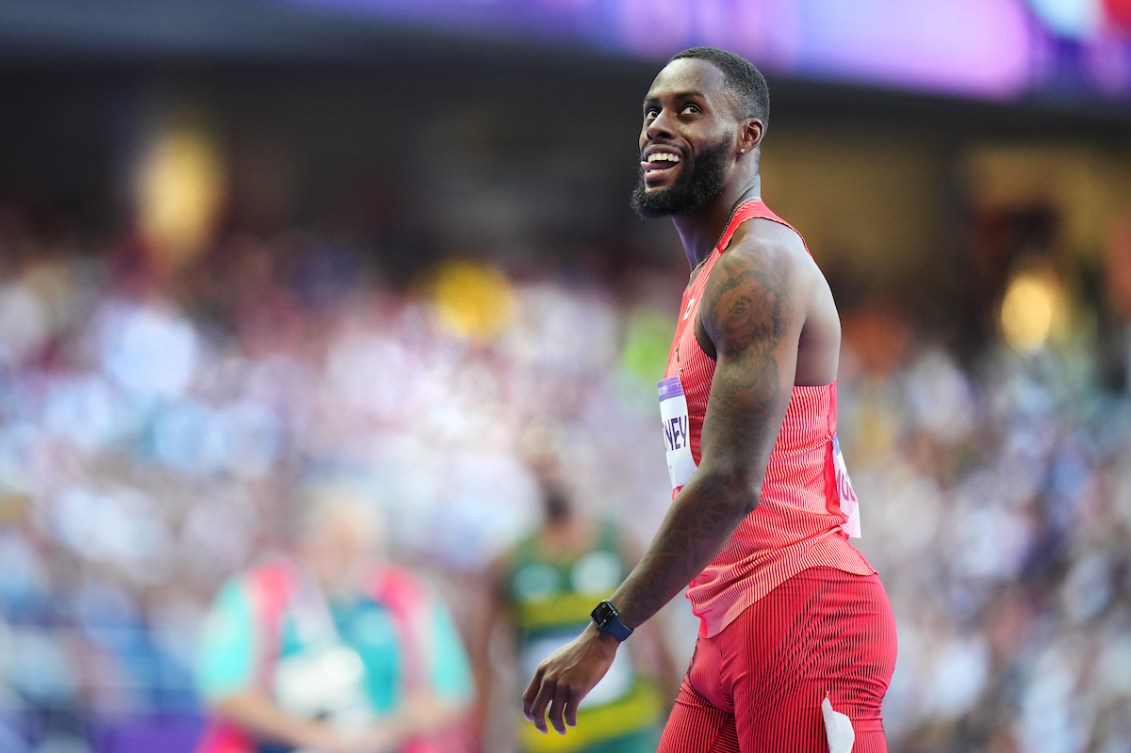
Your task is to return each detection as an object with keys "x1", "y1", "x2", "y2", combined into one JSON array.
[{"x1": 738, "y1": 118, "x2": 765, "y2": 153}]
